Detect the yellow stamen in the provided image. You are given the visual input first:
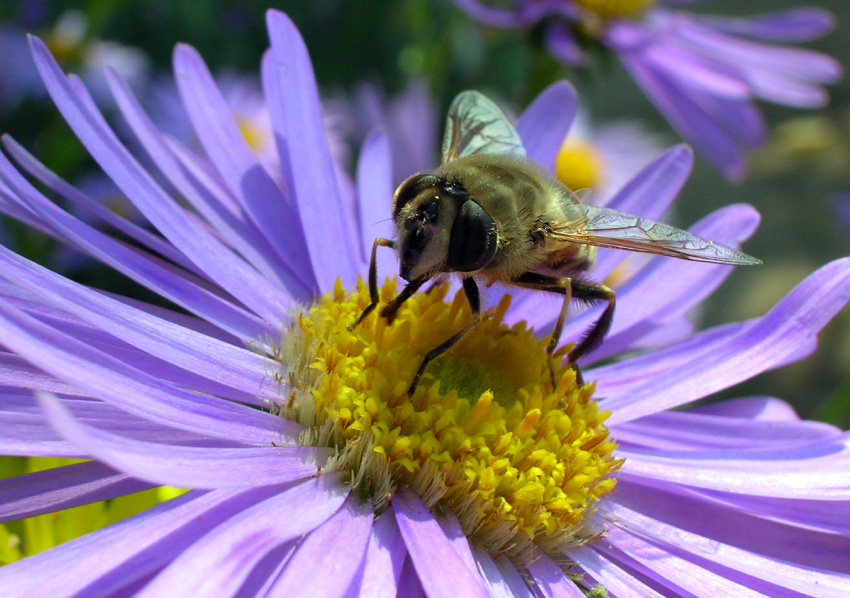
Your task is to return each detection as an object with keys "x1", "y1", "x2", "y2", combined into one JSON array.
[
  {"x1": 556, "y1": 138, "x2": 606, "y2": 192},
  {"x1": 278, "y1": 278, "x2": 618, "y2": 564},
  {"x1": 573, "y1": 0, "x2": 655, "y2": 20}
]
